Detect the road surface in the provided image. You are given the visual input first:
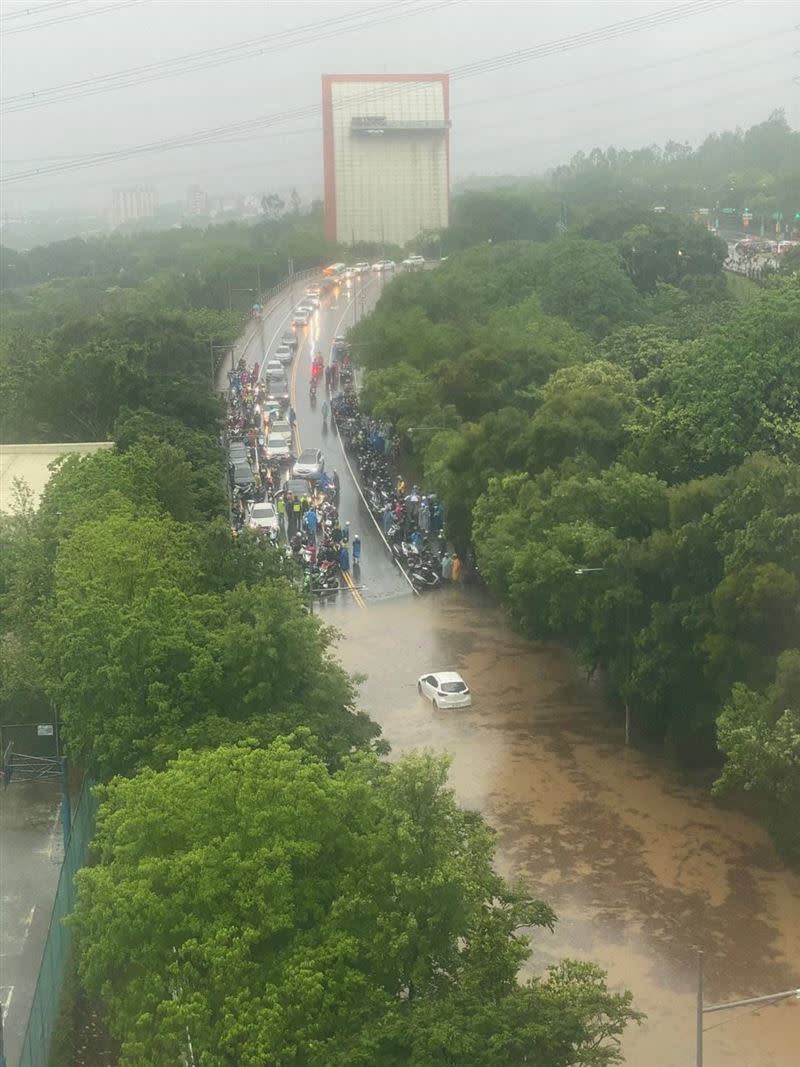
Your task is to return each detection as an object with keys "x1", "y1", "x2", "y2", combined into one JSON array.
[
  {"x1": 256, "y1": 272, "x2": 411, "y2": 607},
  {"x1": 0, "y1": 781, "x2": 65, "y2": 1066}
]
